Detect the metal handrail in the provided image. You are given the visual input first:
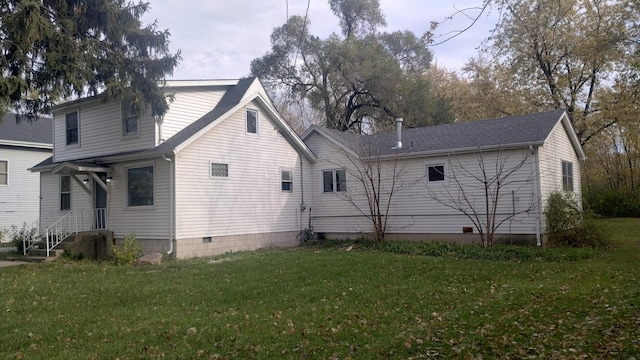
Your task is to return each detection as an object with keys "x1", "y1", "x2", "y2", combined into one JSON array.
[
  {"x1": 38, "y1": 208, "x2": 108, "y2": 256},
  {"x1": 44, "y1": 210, "x2": 79, "y2": 257}
]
